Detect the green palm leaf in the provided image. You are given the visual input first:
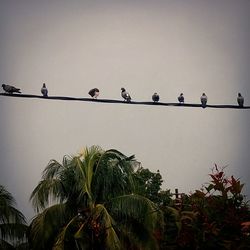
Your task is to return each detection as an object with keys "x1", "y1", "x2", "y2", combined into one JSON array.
[
  {"x1": 93, "y1": 204, "x2": 121, "y2": 250},
  {"x1": 109, "y1": 194, "x2": 161, "y2": 228},
  {"x1": 0, "y1": 185, "x2": 27, "y2": 244},
  {"x1": 30, "y1": 179, "x2": 67, "y2": 212},
  {"x1": 108, "y1": 194, "x2": 163, "y2": 249},
  {"x1": 28, "y1": 203, "x2": 70, "y2": 250},
  {"x1": 53, "y1": 216, "x2": 80, "y2": 250},
  {"x1": 0, "y1": 185, "x2": 26, "y2": 225},
  {"x1": 29, "y1": 146, "x2": 161, "y2": 250}
]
